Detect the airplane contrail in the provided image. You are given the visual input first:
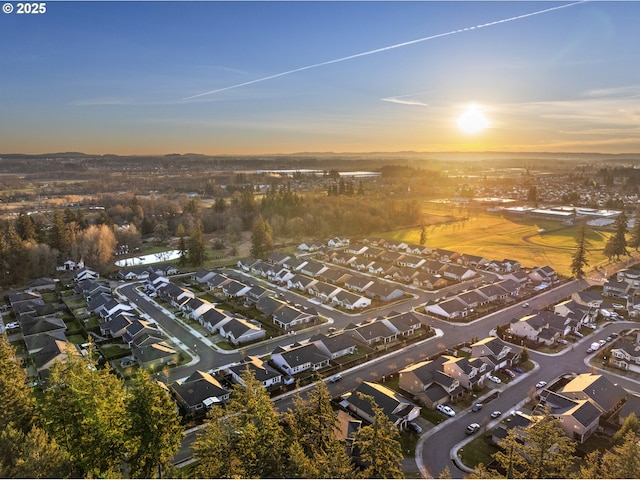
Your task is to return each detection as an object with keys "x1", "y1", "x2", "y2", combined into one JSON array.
[{"x1": 182, "y1": 1, "x2": 587, "y2": 101}]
